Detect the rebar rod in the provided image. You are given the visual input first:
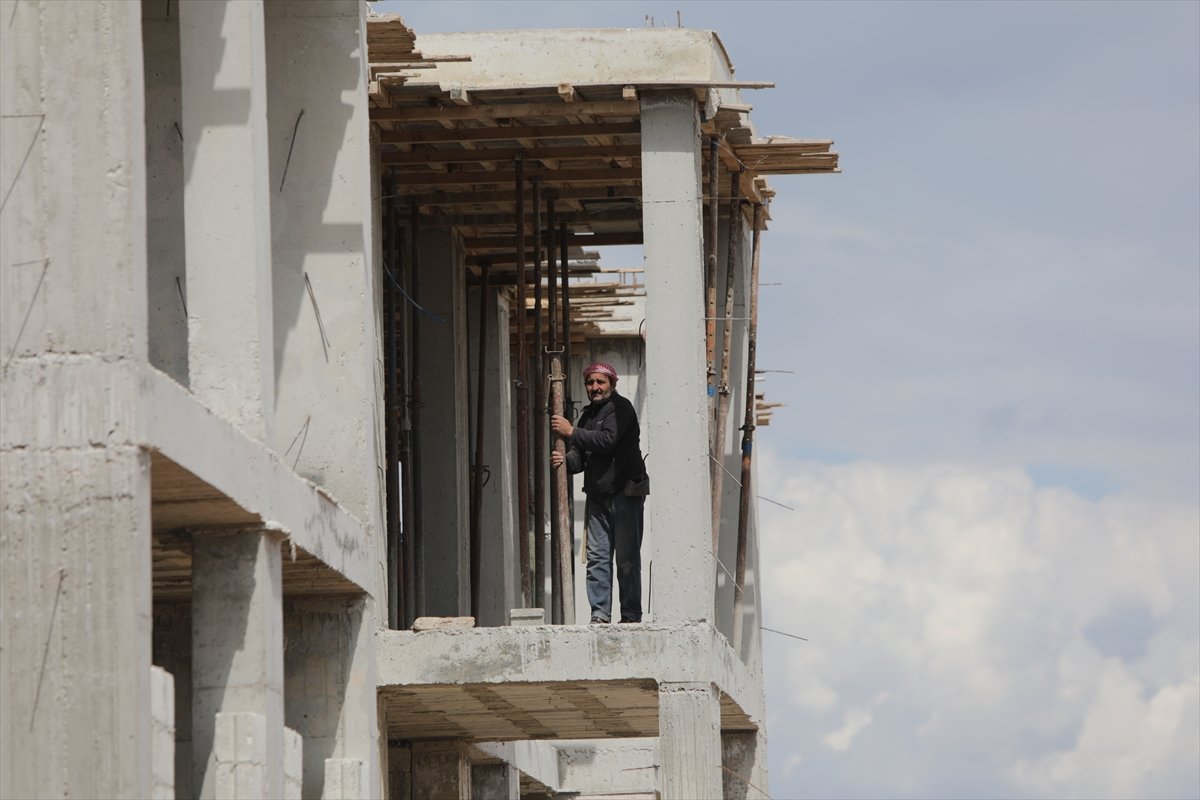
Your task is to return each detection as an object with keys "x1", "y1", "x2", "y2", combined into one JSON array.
[
  {"x1": 558, "y1": 220, "x2": 575, "y2": 623},
  {"x1": 732, "y1": 203, "x2": 764, "y2": 654},
  {"x1": 711, "y1": 171, "x2": 742, "y2": 556},
  {"x1": 469, "y1": 262, "x2": 489, "y2": 620},
  {"x1": 559, "y1": 221, "x2": 572, "y2": 412},
  {"x1": 532, "y1": 180, "x2": 546, "y2": 611},
  {"x1": 514, "y1": 156, "x2": 532, "y2": 607}
]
